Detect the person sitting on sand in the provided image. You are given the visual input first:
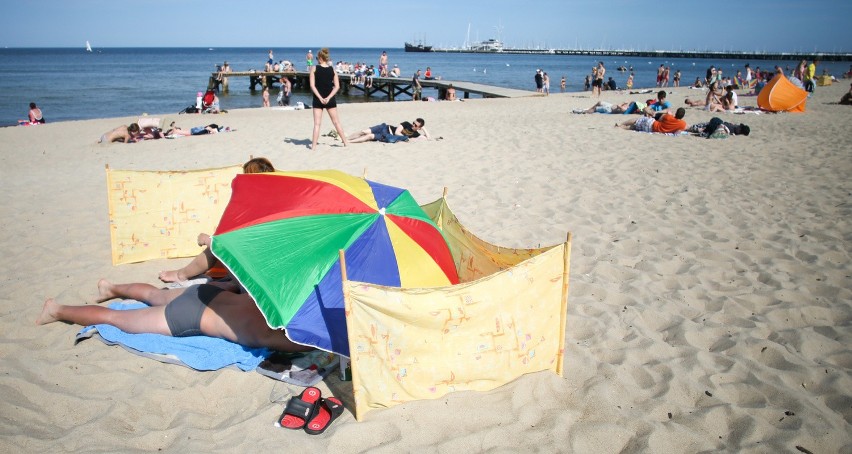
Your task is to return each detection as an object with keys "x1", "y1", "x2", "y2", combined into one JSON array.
[
  {"x1": 347, "y1": 119, "x2": 430, "y2": 143},
  {"x1": 99, "y1": 123, "x2": 141, "y2": 143},
  {"x1": 36, "y1": 279, "x2": 312, "y2": 352},
  {"x1": 159, "y1": 158, "x2": 275, "y2": 284},
  {"x1": 28, "y1": 102, "x2": 46, "y2": 124},
  {"x1": 617, "y1": 107, "x2": 688, "y2": 134},
  {"x1": 840, "y1": 83, "x2": 852, "y2": 105},
  {"x1": 647, "y1": 90, "x2": 672, "y2": 113},
  {"x1": 685, "y1": 84, "x2": 736, "y2": 112}
]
